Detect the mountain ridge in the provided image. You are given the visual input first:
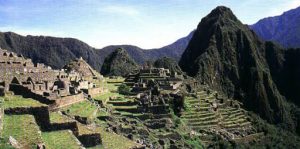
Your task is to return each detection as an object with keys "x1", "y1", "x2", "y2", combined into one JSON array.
[
  {"x1": 0, "y1": 30, "x2": 194, "y2": 72},
  {"x1": 250, "y1": 6, "x2": 300, "y2": 48}
]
